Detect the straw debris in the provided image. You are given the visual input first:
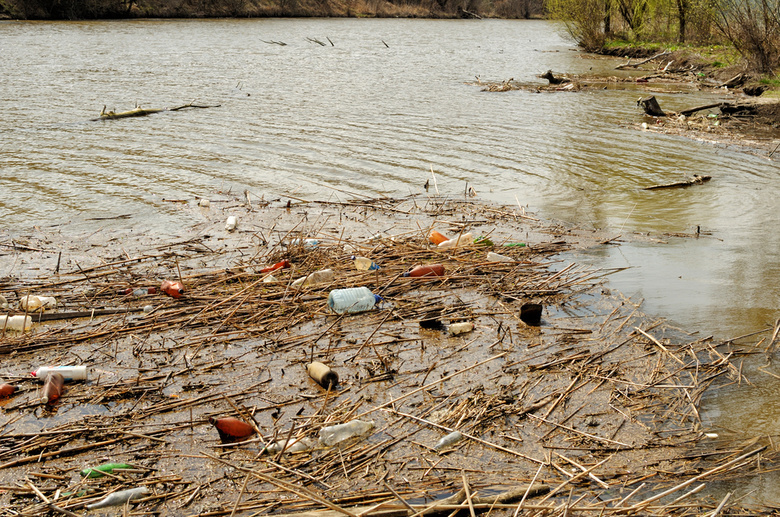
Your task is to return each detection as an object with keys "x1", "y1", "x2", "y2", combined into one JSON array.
[{"x1": 0, "y1": 194, "x2": 776, "y2": 516}]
